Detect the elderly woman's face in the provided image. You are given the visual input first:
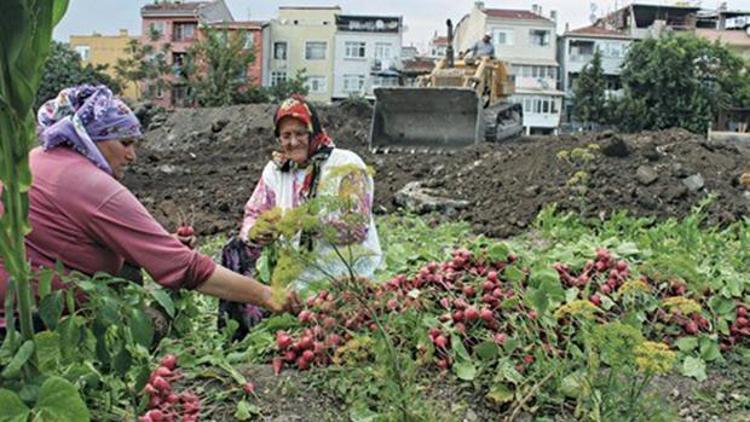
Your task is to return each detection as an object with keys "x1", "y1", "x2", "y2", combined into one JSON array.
[
  {"x1": 97, "y1": 138, "x2": 137, "y2": 180},
  {"x1": 278, "y1": 116, "x2": 310, "y2": 165}
]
